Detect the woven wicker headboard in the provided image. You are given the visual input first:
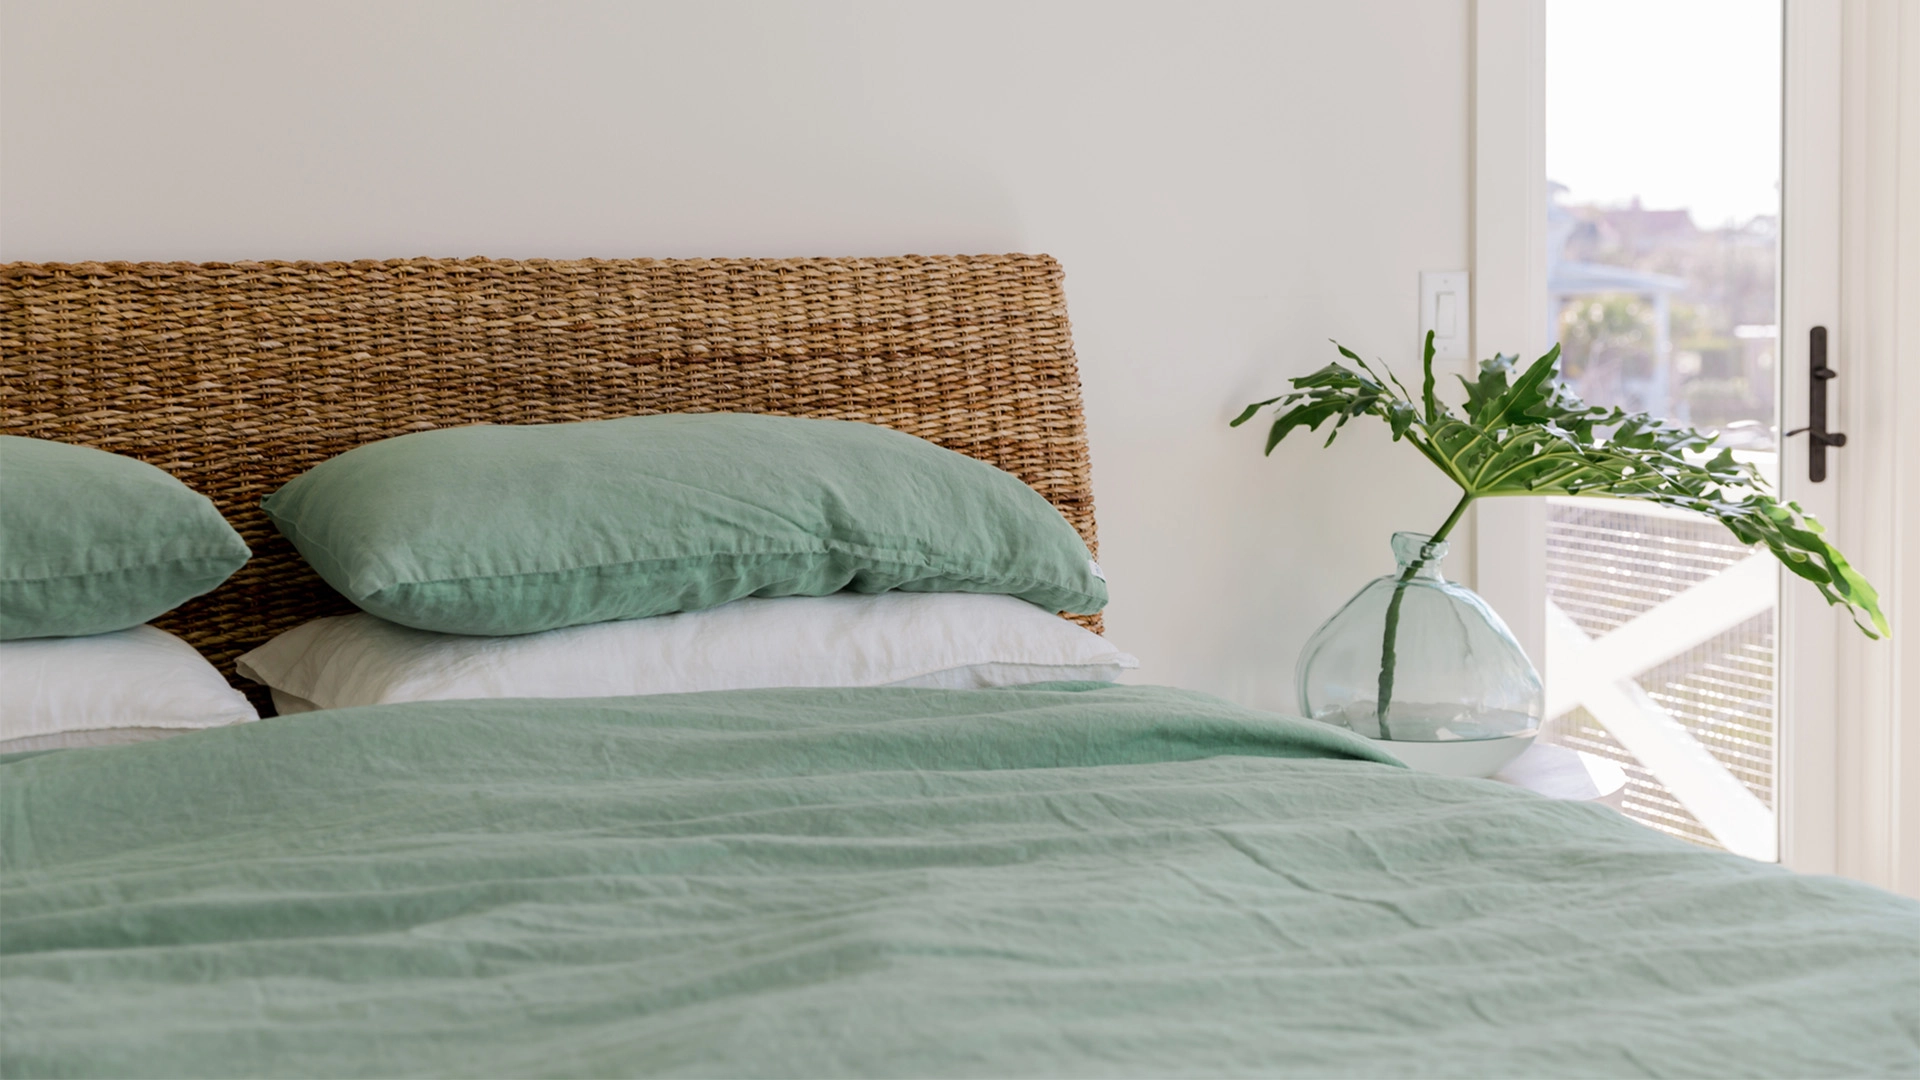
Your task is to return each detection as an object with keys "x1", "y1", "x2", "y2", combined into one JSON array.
[{"x1": 0, "y1": 254, "x2": 1100, "y2": 703}]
